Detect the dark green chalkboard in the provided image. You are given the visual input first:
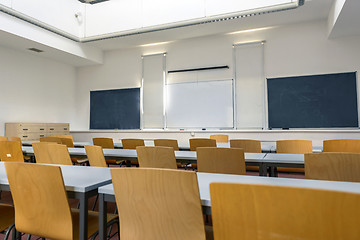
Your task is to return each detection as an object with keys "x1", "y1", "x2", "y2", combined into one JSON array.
[
  {"x1": 267, "y1": 72, "x2": 358, "y2": 129},
  {"x1": 90, "y1": 88, "x2": 140, "y2": 129}
]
